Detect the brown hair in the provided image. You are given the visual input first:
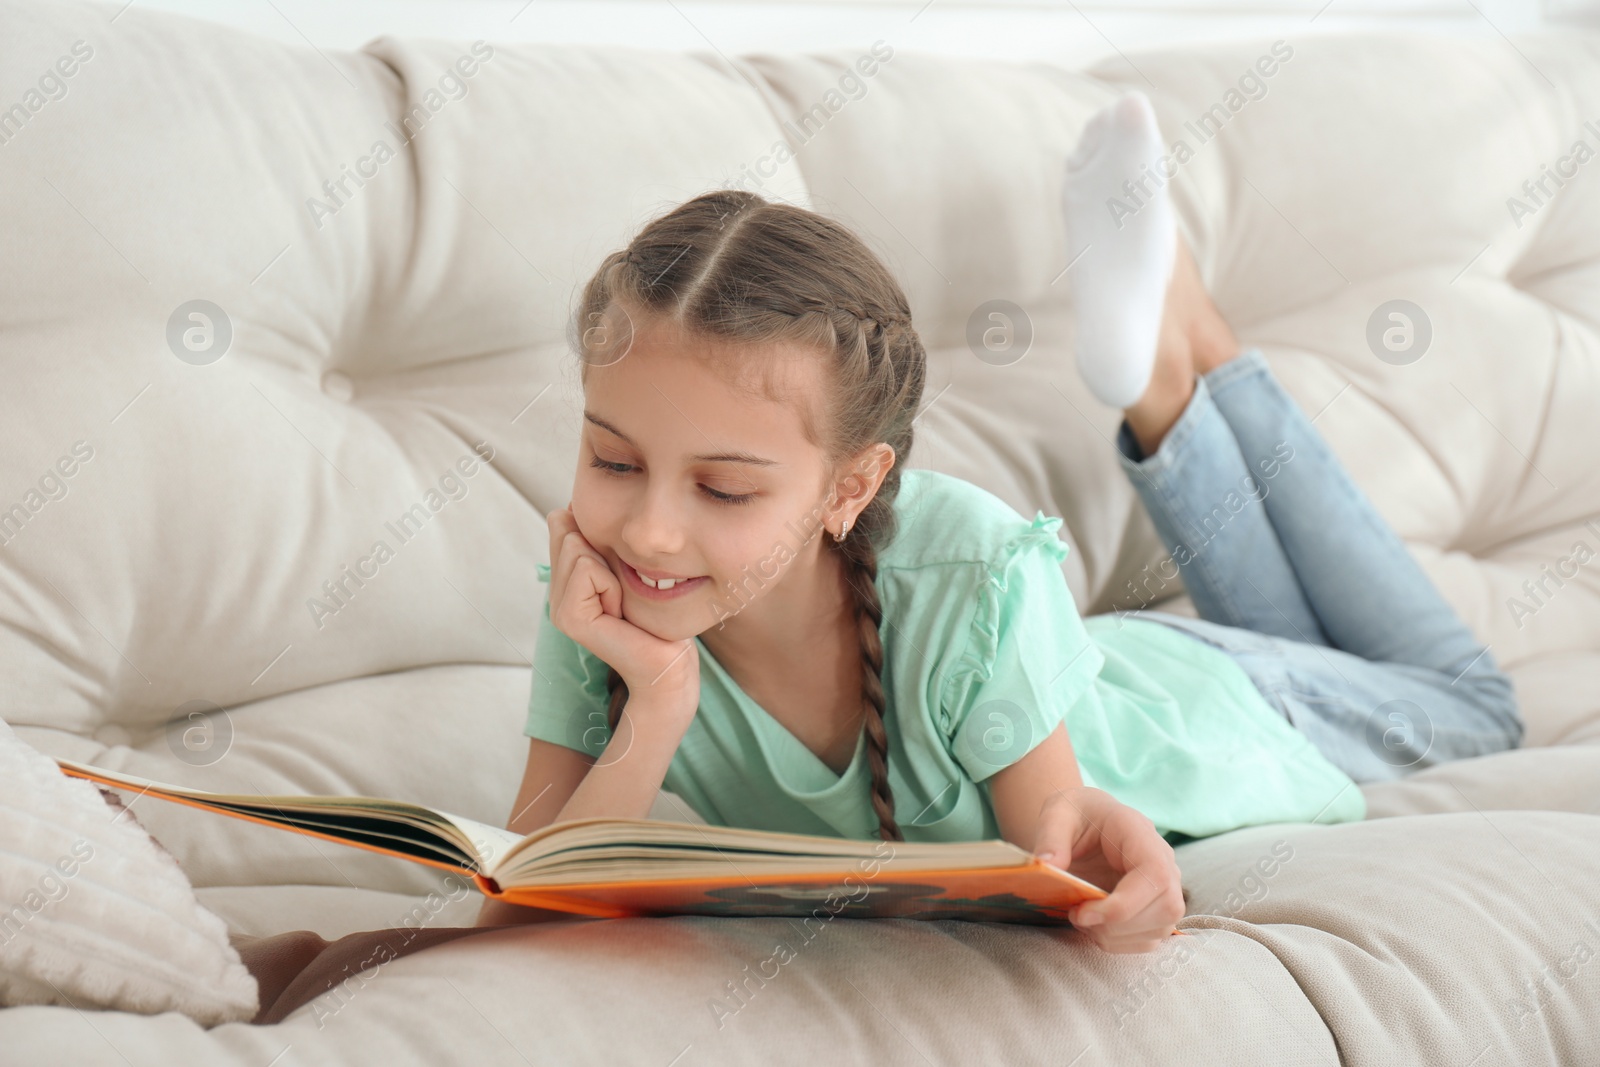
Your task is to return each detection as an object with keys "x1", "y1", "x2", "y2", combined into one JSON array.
[{"x1": 570, "y1": 189, "x2": 927, "y2": 842}]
